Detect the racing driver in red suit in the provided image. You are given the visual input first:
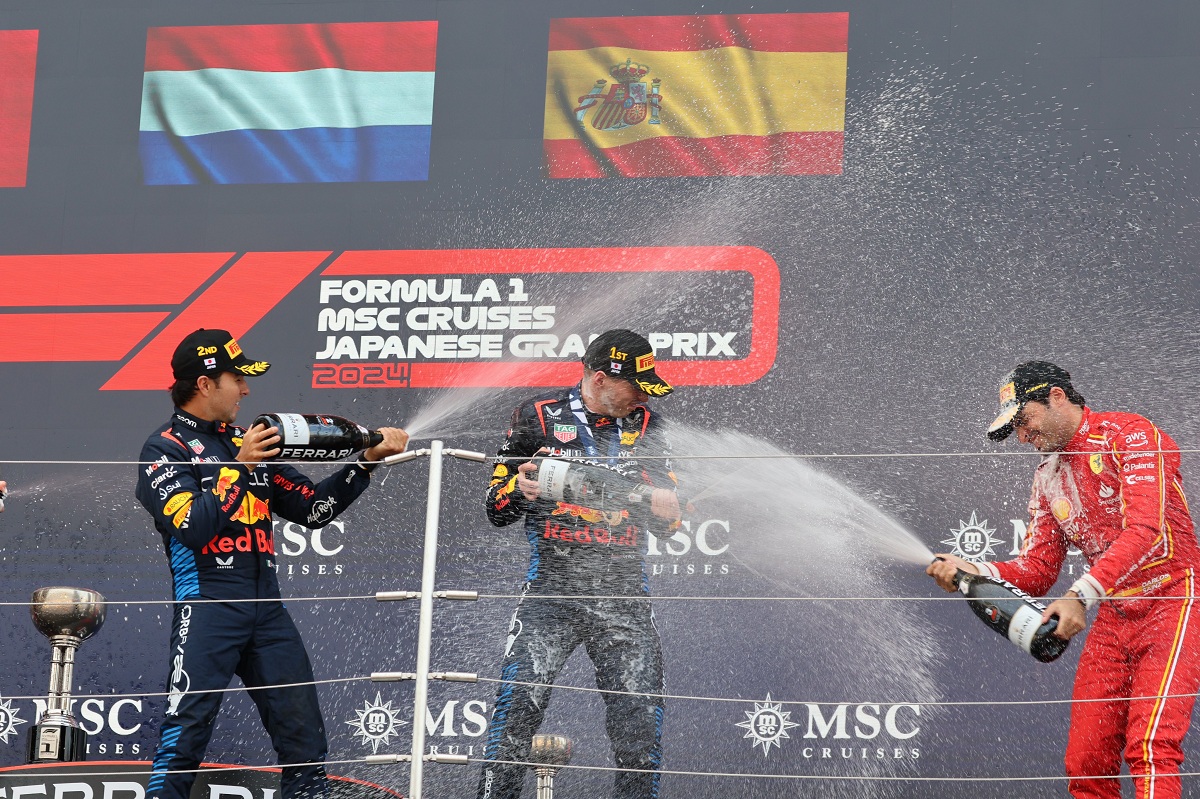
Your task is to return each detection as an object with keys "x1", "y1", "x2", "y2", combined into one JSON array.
[{"x1": 929, "y1": 361, "x2": 1200, "y2": 799}]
